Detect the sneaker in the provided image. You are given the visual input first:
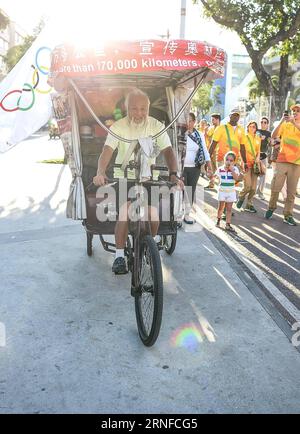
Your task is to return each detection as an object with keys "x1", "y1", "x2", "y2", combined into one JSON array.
[
  {"x1": 245, "y1": 205, "x2": 257, "y2": 213},
  {"x1": 225, "y1": 223, "x2": 237, "y2": 234},
  {"x1": 265, "y1": 209, "x2": 274, "y2": 219},
  {"x1": 112, "y1": 257, "x2": 128, "y2": 275},
  {"x1": 216, "y1": 218, "x2": 221, "y2": 228},
  {"x1": 184, "y1": 215, "x2": 195, "y2": 224},
  {"x1": 153, "y1": 235, "x2": 161, "y2": 244},
  {"x1": 283, "y1": 215, "x2": 297, "y2": 226},
  {"x1": 236, "y1": 199, "x2": 244, "y2": 209}
]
